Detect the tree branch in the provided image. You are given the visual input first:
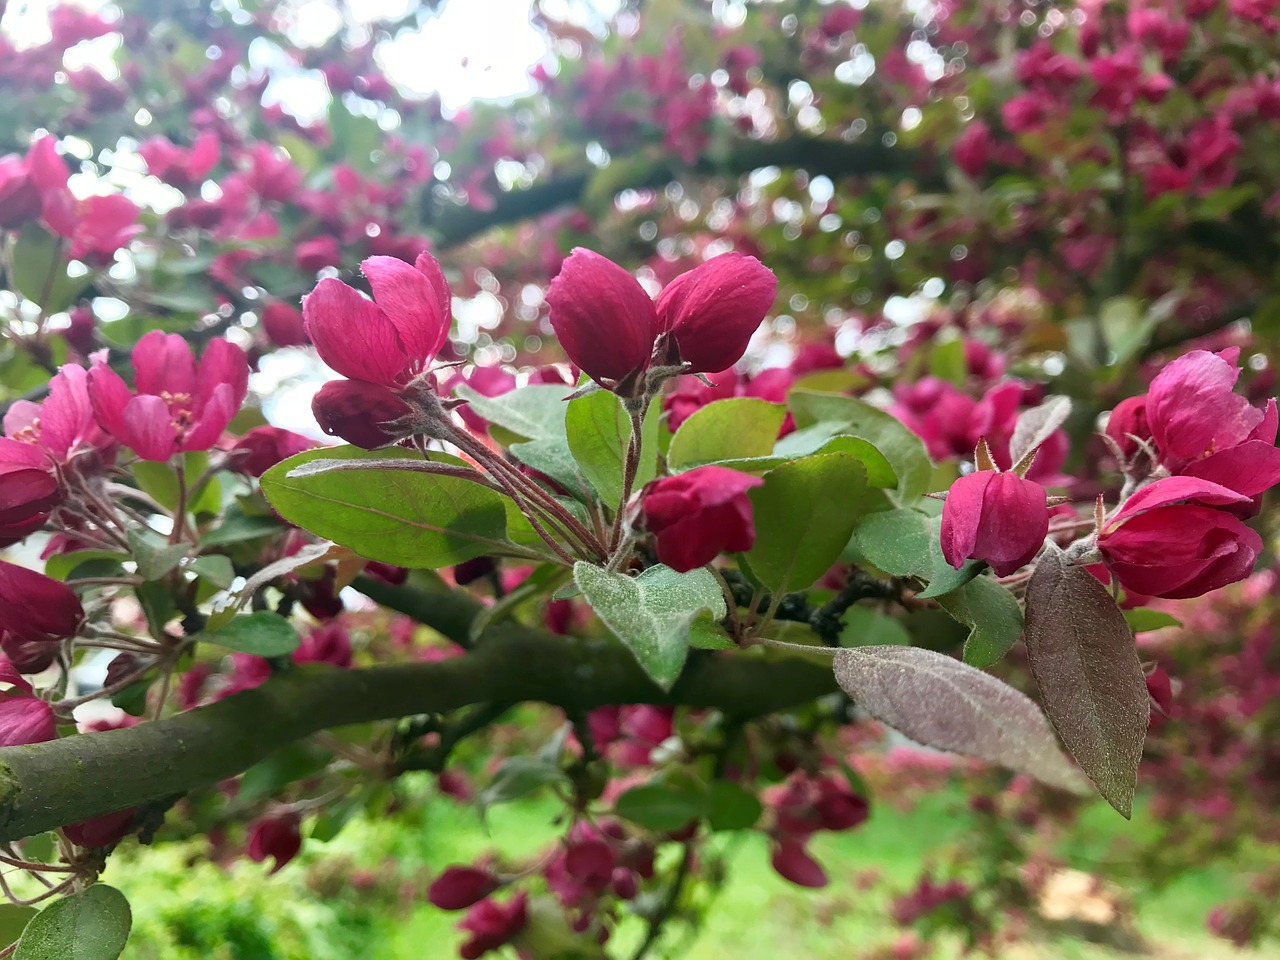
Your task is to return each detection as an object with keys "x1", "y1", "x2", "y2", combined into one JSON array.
[
  {"x1": 433, "y1": 136, "x2": 933, "y2": 248},
  {"x1": 0, "y1": 582, "x2": 836, "y2": 842}
]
